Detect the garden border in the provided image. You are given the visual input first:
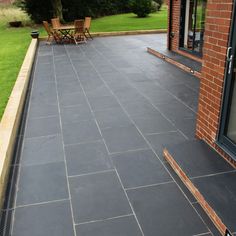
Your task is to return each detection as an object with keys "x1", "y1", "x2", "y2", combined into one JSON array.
[{"x1": 0, "y1": 39, "x2": 38, "y2": 208}]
